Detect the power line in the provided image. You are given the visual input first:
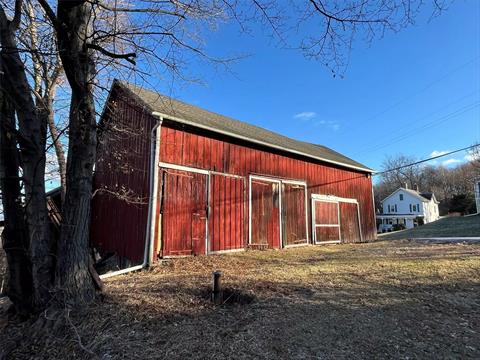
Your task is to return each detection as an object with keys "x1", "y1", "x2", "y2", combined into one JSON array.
[
  {"x1": 361, "y1": 56, "x2": 479, "y2": 124},
  {"x1": 354, "y1": 91, "x2": 479, "y2": 154},
  {"x1": 371, "y1": 90, "x2": 479, "y2": 137},
  {"x1": 356, "y1": 101, "x2": 480, "y2": 155},
  {"x1": 374, "y1": 144, "x2": 479, "y2": 176},
  {"x1": 339, "y1": 56, "x2": 480, "y2": 138}
]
